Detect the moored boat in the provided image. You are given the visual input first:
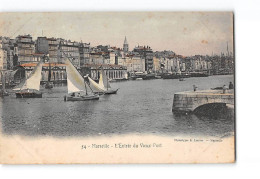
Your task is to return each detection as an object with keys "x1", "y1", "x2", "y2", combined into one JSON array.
[
  {"x1": 64, "y1": 56, "x2": 99, "y2": 101},
  {"x1": 142, "y1": 73, "x2": 156, "y2": 80},
  {"x1": 190, "y1": 72, "x2": 209, "y2": 77},
  {"x1": 13, "y1": 58, "x2": 44, "y2": 98},
  {"x1": 161, "y1": 73, "x2": 180, "y2": 79},
  {"x1": 87, "y1": 66, "x2": 118, "y2": 95}
]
